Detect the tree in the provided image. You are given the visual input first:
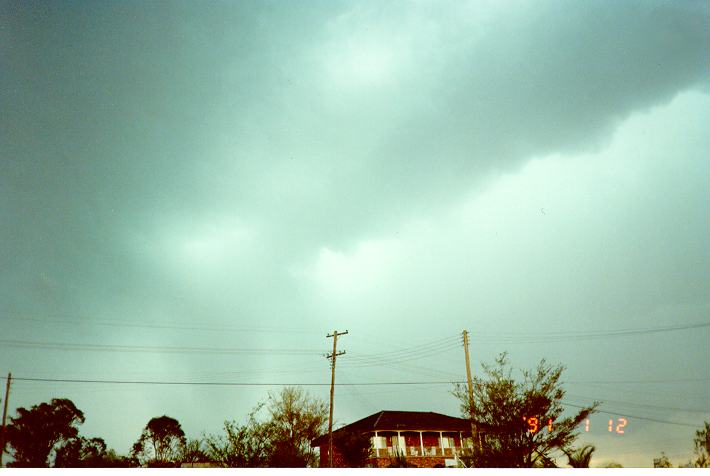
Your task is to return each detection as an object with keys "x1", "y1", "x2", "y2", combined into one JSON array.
[
  {"x1": 205, "y1": 387, "x2": 326, "y2": 468},
  {"x1": 100, "y1": 448, "x2": 136, "y2": 468},
  {"x1": 694, "y1": 421, "x2": 710, "y2": 468},
  {"x1": 54, "y1": 436, "x2": 108, "y2": 467},
  {"x1": 5, "y1": 398, "x2": 85, "y2": 467},
  {"x1": 204, "y1": 405, "x2": 272, "y2": 468},
  {"x1": 332, "y1": 430, "x2": 373, "y2": 467},
  {"x1": 263, "y1": 386, "x2": 328, "y2": 467},
  {"x1": 180, "y1": 438, "x2": 209, "y2": 465},
  {"x1": 131, "y1": 415, "x2": 186, "y2": 467},
  {"x1": 653, "y1": 452, "x2": 673, "y2": 468},
  {"x1": 564, "y1": 444, "x2": 595, "y2": 468},
  {"x1": 453, "y1": 353, "x2": 599, "y2": 468},
  {"x1": 601, "y1": 461, "x2": 623, "y2": 468}
]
